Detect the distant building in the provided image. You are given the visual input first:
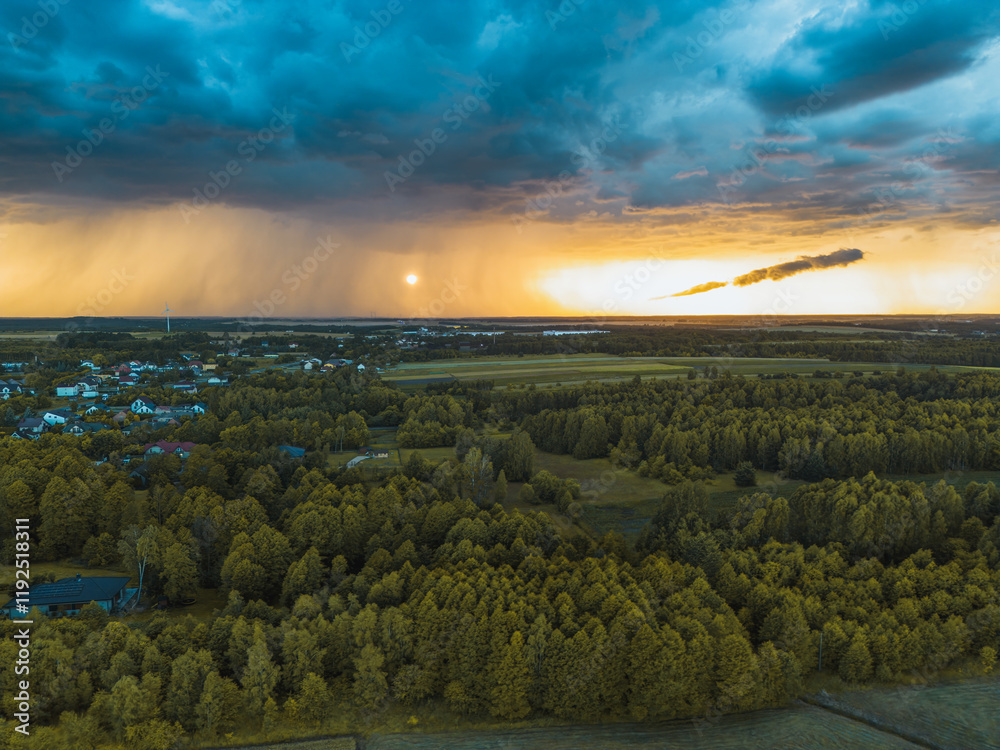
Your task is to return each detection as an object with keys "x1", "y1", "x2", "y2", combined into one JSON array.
[{"x1": 1, "y1": 574, "x2": 132, "y2": 619}]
